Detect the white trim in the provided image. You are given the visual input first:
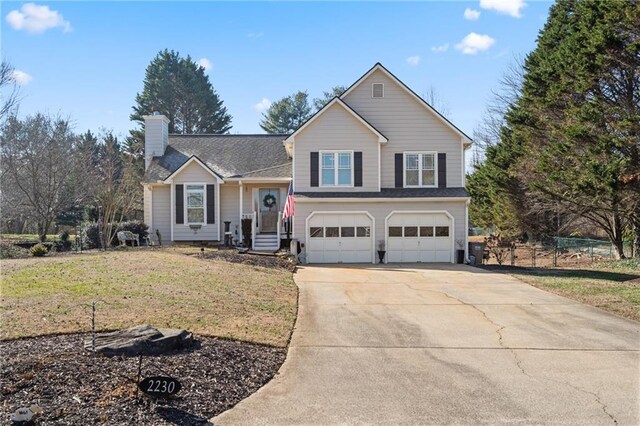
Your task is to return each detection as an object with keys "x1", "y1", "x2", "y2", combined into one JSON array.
[
  {"x1": 183, "y1": 183, "x2": 207, "y2": 226},
  {"x1": 170, "y1": 182, "x2": 175, "y2": 241},
  {"x1": 305, "y1": 211, "x2": 376, "y2": 264},
  {"x1": 384, "y1": 210, "x2": 456, "y2": 264},
  {"x1": 163, "y1": 156, "x2": 224, "y2": 184},
  {"x1": 340, "y1": 64, "x2": 473, "y2": 144},
  {"x1": 283, "y1": 97, "x2": 388, "y2": 144},
  {"x1": 148, "y1": 186, "x2": 153, "y2": 240},
  {"x1": 224, "y1": 177, "x2": 291, "y2": 183},
  {"x1": 377, "y1": 143, "x2": 381, "y2": 192},
  {"x1": 295, "y1": 197, "x2": 470, "y2": 203},
  {"x1": 215, "y1": 180, "x2": 220, "y2": 239},
  {"x1": 403, "y1": 151, "x2": 438, "y2": 188},
  {"x1": 239, "y1": 181, "x2": 243, "y2": 243},
  {"x1": 319, "y1": 150, "x2": 355, "y2": 188},
  {"x1": 372, "y1": 83, "x2": 384, "y2": 98},
  {"x1": 464, "y1": 199, "x2": 470, "y2": 263},
  {"x1": 461, "y1": 138, "x2": 466, "y2": 187}
]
